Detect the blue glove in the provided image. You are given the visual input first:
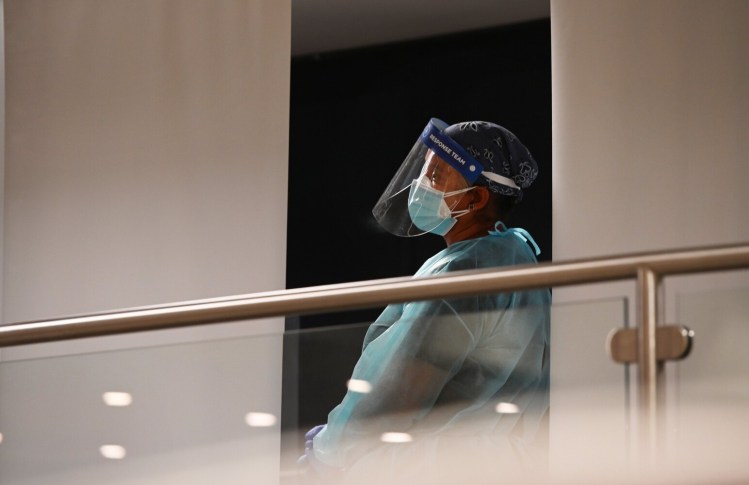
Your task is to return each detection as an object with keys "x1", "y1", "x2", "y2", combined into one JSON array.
[
  {"x1": 297, "y1": 424, "x2": 327, "y2": 467},
  {"x1": 305, "y1": 424, "x2": 326, "y2": 454},
  {"x1": 297, "y1": 424, "x2": 344, "y2": 479}
]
